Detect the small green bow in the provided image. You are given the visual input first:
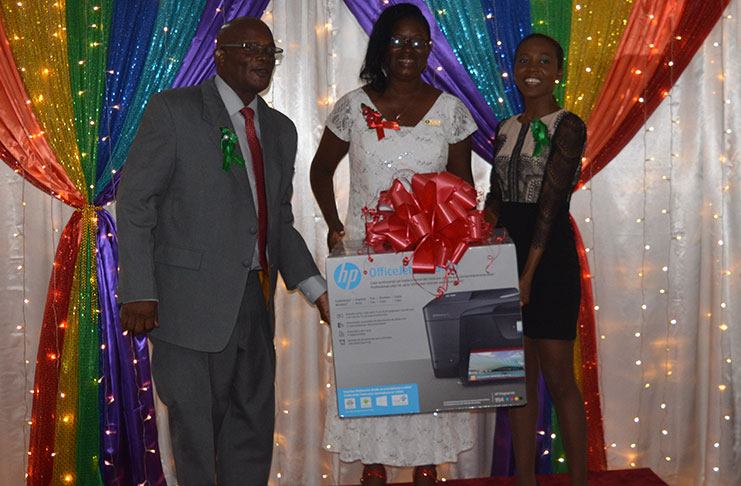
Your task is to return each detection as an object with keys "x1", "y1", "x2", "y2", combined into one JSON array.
[
  {"x1": 220, "y1": 127, "x2": 245, "y2": 172},
  {"x1": 530, "y1": 118, "x2": 552, "y2": 157}
]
